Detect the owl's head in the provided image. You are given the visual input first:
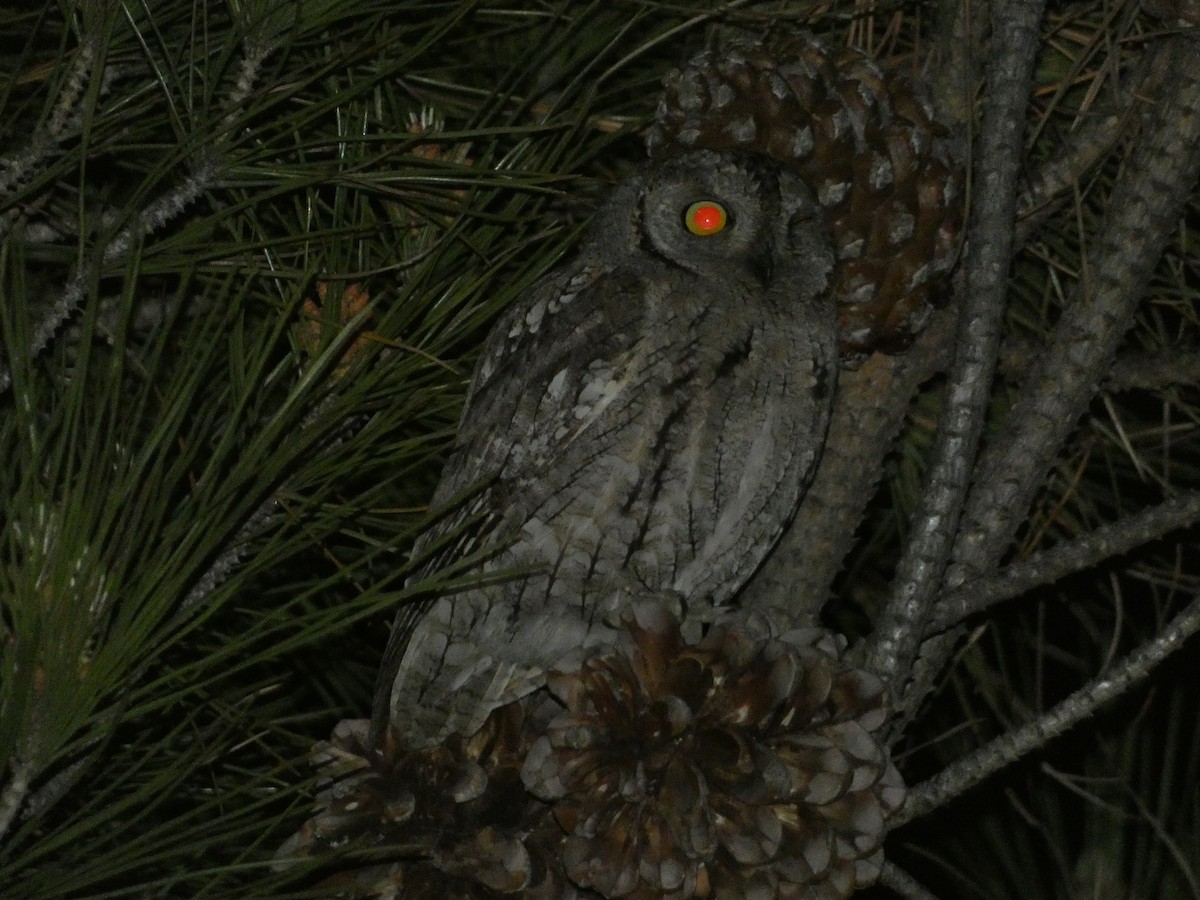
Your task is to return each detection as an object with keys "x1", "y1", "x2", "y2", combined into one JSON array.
[{"x1": 591, "y1": 149, "x2": 834, "y2": 297}]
